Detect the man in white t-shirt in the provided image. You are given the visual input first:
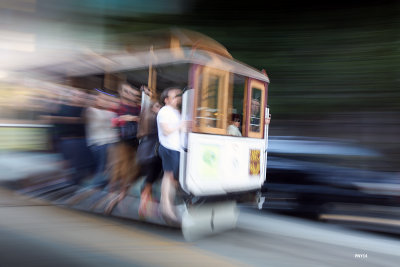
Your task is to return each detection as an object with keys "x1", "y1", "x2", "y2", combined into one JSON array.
[{"x1": 157, "y1": 87, "x2": 184, "y2": 222}]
